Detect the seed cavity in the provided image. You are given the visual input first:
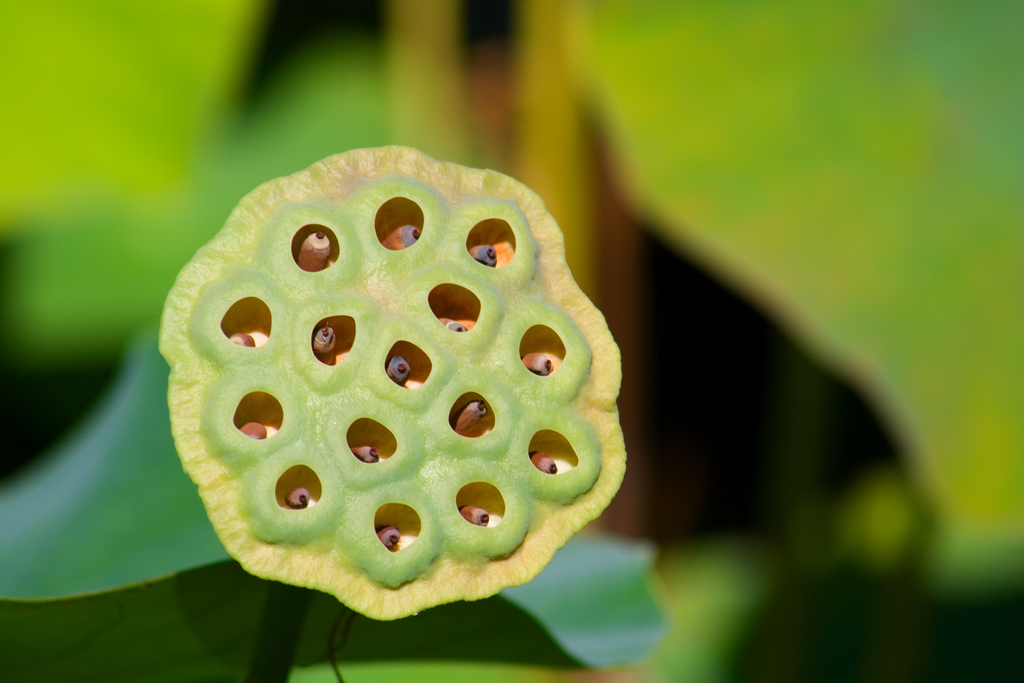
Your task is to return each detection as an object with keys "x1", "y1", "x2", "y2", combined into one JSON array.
[
  {"x1": 519, "y1": 325, "x2": 566, "y2": 375},
  {"x1": 429, "y1": 283, "x2": 480, "y2": 332},
  {"x1": 234, "y1": 392, "x2": 283, "y2": 439},
  {"x1": 374, "y1": 503, "x2": 421, "y2": 551},
  {"x1": 311, "y1": 316, "x2": 356, "y2": 366},
  {"x1": 530, "y1": 451, "x2": 558, "y2": 474},
  {"x1": 468, "y1": 244, "x2": 497, "y2": 268},
  {"x1": 376, "y1": 197, "x2": 424, "y2": 251},
  {"x1": 467, "y1": 218, "x2": 516, "y2": 267},
  {"x1": 347, "y1": 418, "x2": 398, "y2": 462},
  {"x1": 291, "y1": 224, "x2": 339, "y2": 272},
  {"x1": 385, "y1": 341, "x2": 432, "y2": 389},
  {"x1": 528, "y1": 430, "x2": 578, "y2": 472},
  {"x1": 221, "y1": 297, "x2": 272, "y2": 348},
  {"x1": 449, "y1": 393, "x2": 494, "y2": 438},
  {"x1": 275, "y1": 465, "x2": 322, "y2": 510},
  {"x1": 456, "y1": 482, "x2": 505, "y2": 527}
]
